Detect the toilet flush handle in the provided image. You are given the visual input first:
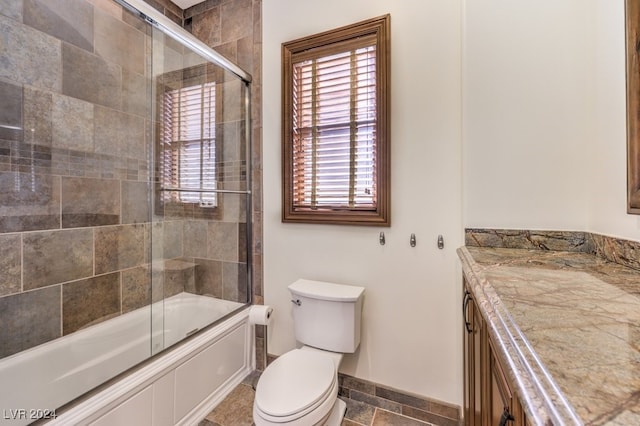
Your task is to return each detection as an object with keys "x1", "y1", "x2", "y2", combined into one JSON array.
[{"x1": 291, "y1": 299, "x2": 301, "y2": 306}]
